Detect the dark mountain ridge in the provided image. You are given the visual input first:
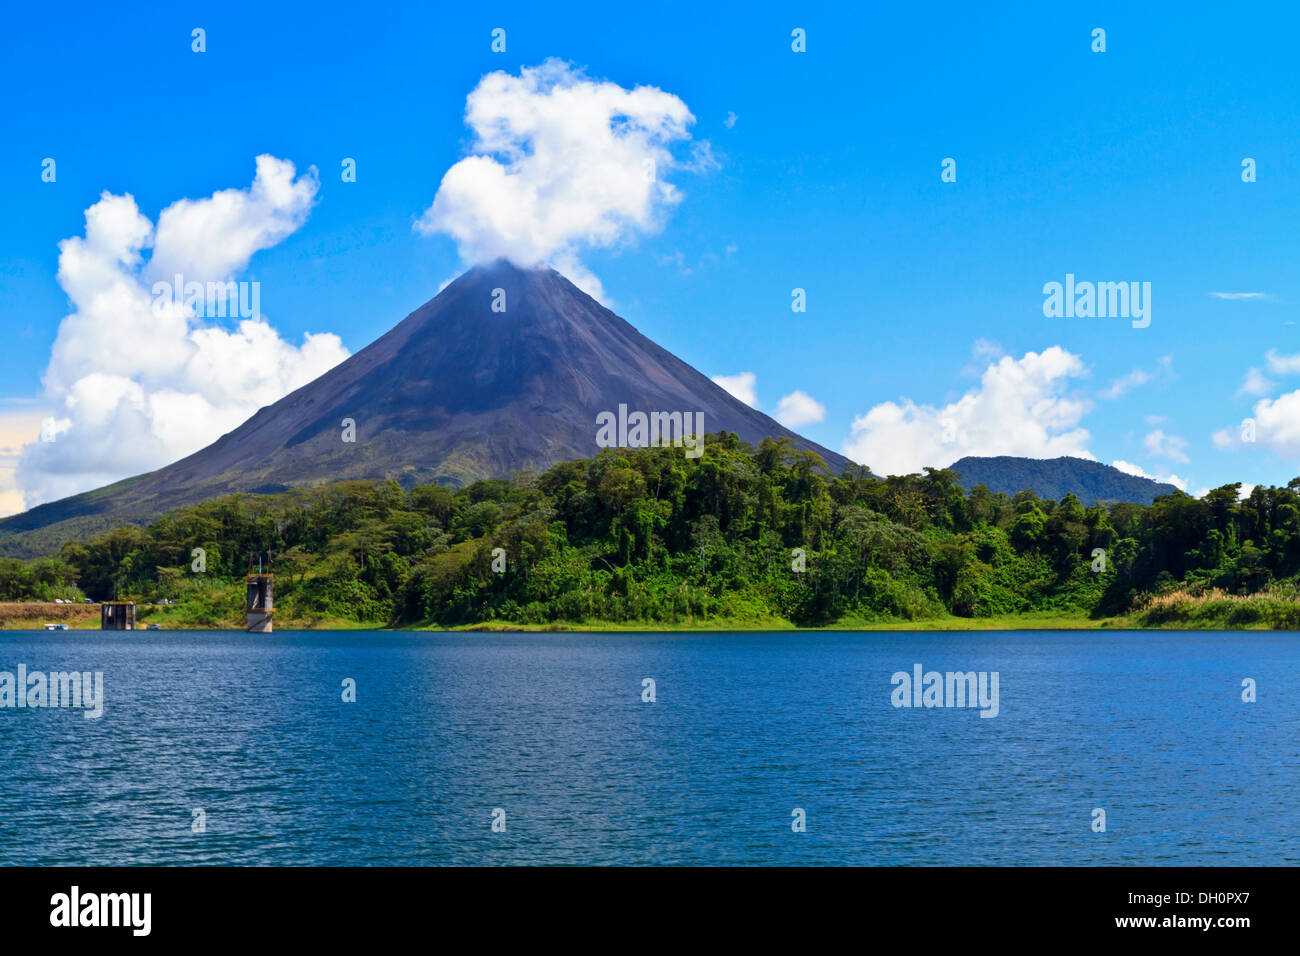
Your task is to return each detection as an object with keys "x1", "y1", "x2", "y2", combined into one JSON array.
[{"x1": 949, "y1": 455, "x2": 1178, "y2": 506}]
